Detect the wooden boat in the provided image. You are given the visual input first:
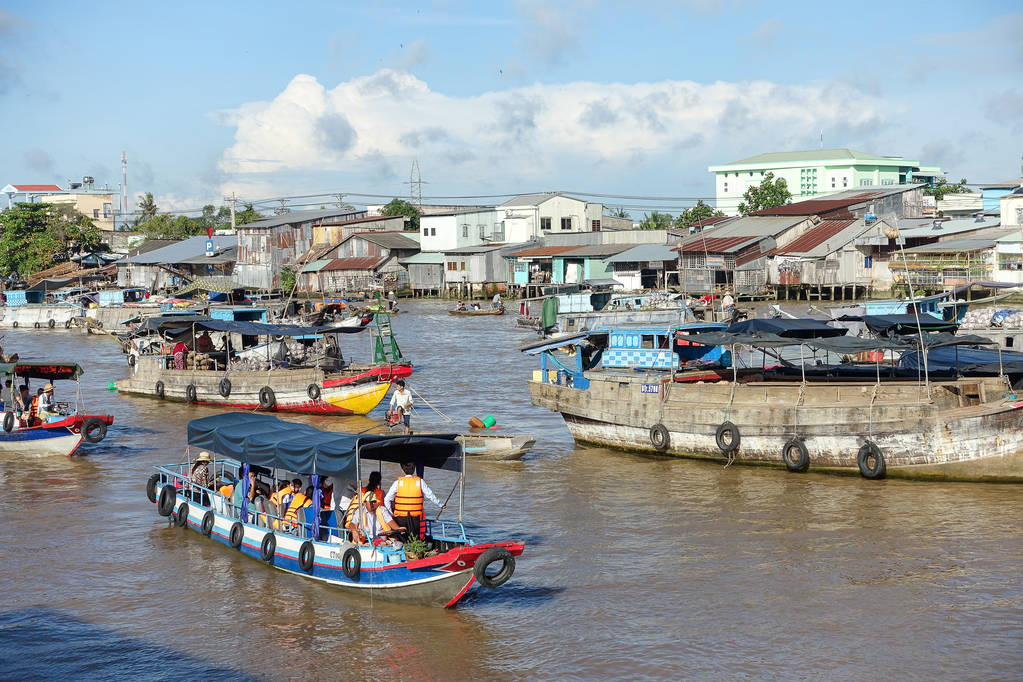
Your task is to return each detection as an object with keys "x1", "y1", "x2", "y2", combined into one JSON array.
[
  {"x1": 458, "y1": 433, "x2": 536, "y2": 460},
  {"x1": 147, "y1": 413, "x2": 524, "y2": 608},
  {"x1": 523, "y1": 318, "x2": 1023, "y2": 482},
  {"x1": 449, "y1": 305, "x2": 505, "y2": 316},
  {"x1": 1, "y1": 361, "x2": 114, "y2": 457},
  {"x1": 116, "y1": 318, "x2": 410, "y2": 415}
]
